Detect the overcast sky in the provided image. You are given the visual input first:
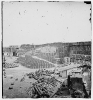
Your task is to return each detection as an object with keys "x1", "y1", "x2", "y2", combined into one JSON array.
[{"x1": 3, "y1": 1, "x2": 91, "y2": 47}]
